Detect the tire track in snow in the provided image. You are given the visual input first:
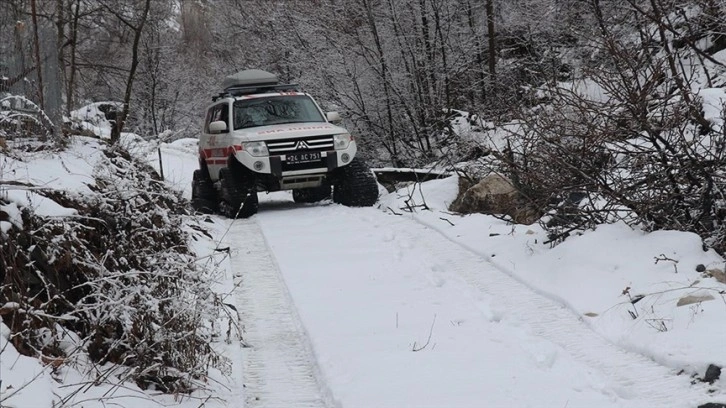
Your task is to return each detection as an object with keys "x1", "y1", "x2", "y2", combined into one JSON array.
[
  {"x1": 224, "y1": 218, "x2": 338, "y2": 408},
  {"x1": 405, "y1": 213, "x2": 713, "y2": 407},
  {"x1": 251, "y1": 201, "x2": 716, "y2": 406}
]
